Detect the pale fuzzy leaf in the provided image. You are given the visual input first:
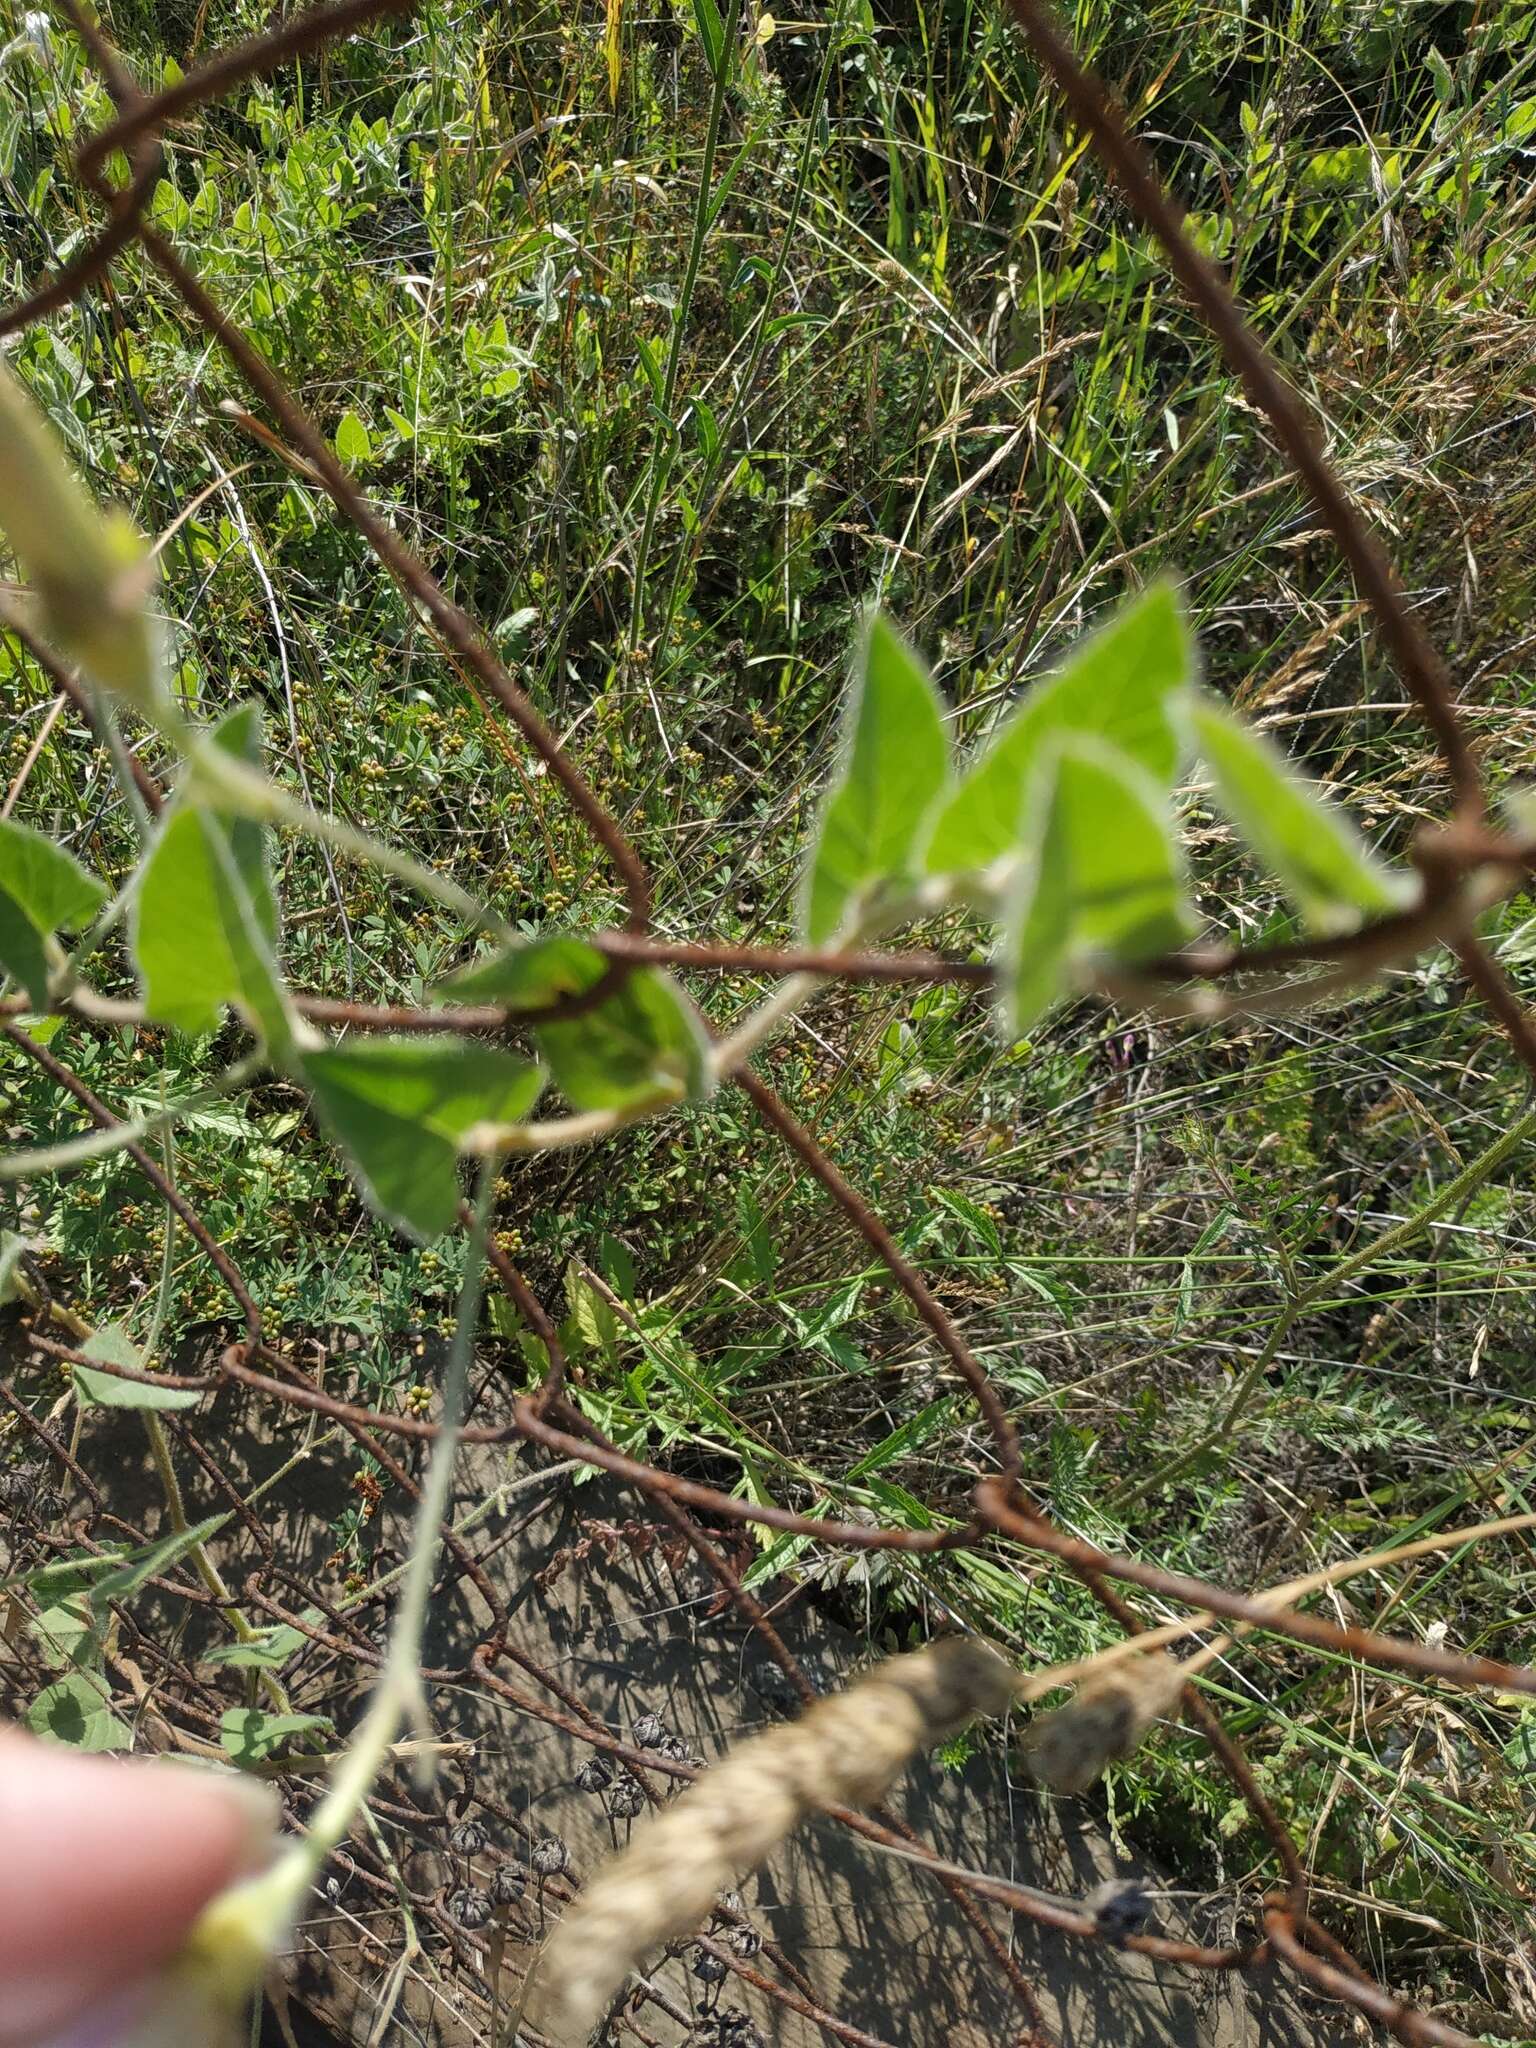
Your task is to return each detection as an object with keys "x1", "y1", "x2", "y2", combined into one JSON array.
[
  {"x1": 803, "y1": 612, "x2": 952, "y2": 942},
  {"x1": 997, "y1": 737, "x2": 1196, "y2": 1038},
  {"x1": 73, "y1": 1323, "x2": 203, "y2": 1411},
  {"x1": 1180, "y1": 692, "x2": 1408, "y2": 934},
  {"x1": 925, "y1": 579, "x2": 1194, "y2": 877}
]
